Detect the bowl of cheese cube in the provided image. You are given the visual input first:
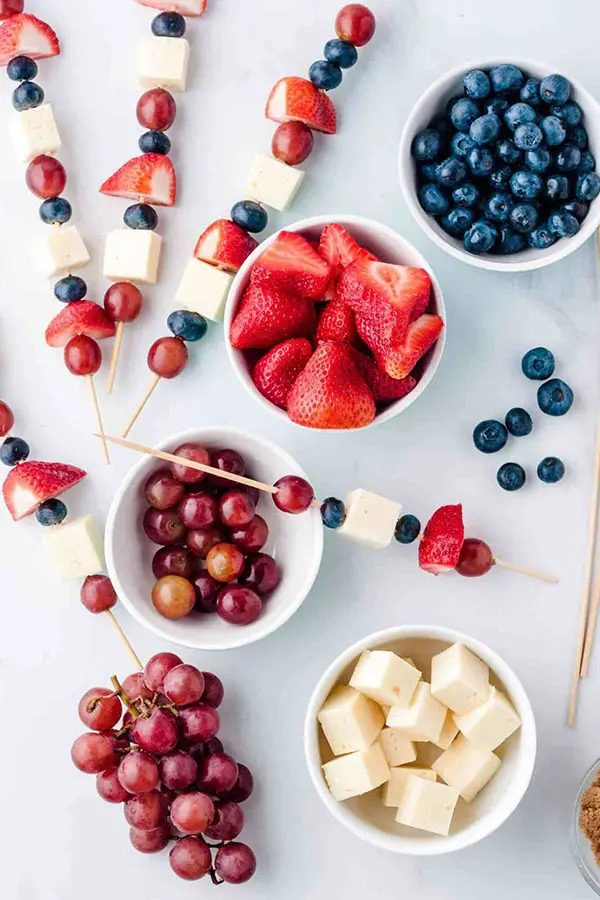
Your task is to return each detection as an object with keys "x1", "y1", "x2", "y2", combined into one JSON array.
[{"x1": 304, "y1": 625, "x2": 536, "y2": 854}]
